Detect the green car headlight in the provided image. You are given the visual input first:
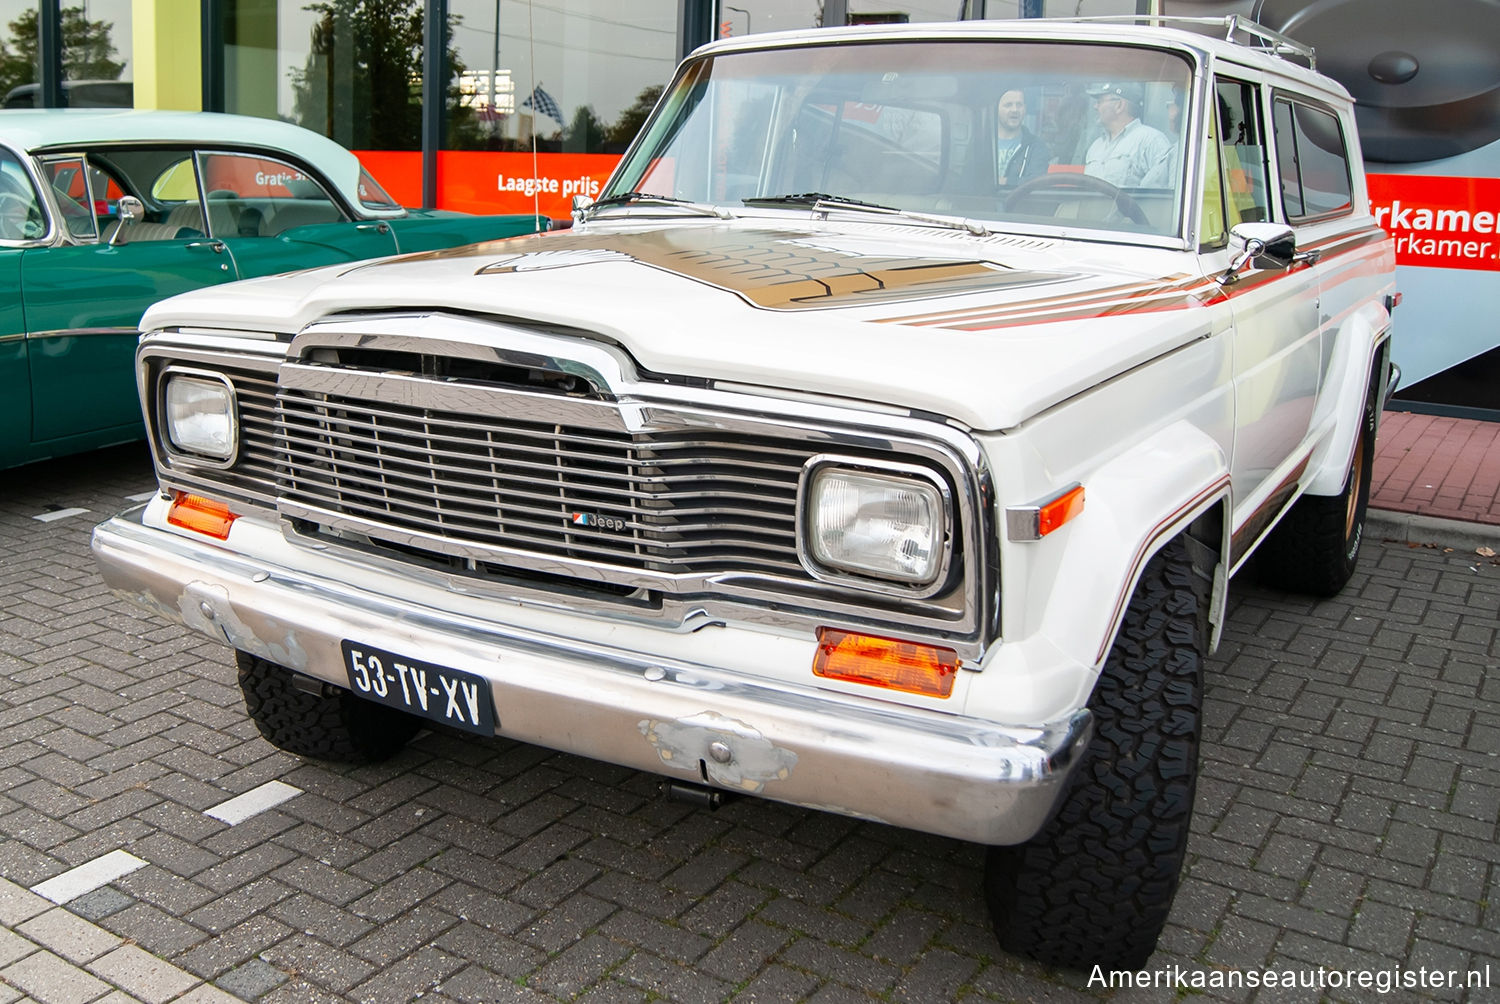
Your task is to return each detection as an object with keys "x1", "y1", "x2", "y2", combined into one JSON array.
[
  {"x1": 163, "y1": 370, "x2": 237, "y2": 463},
  {"x1": 803, "y1": 463, "x2": 946, "y2": 586}
]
